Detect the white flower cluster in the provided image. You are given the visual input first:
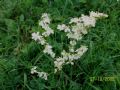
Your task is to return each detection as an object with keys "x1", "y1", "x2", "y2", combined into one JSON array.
[
  {"x1": 55, "y1": 11, "x2": 108, "y2": 72},
  {"x1": 54, "y1": 45, "x2": 88, "y2": 73},
  {"x1": 90, "y1": 11, "x2": 108, "y2": 18},
  {"x1": 31, "y1": 11, "x2": 108, "y2": 79},
  {"x1": 32, "y1": 13, "x2": 55, "y2": 58},
  {"x1": 43, "y1": 44, "x2": 55, "y2": 58},
  {"x1": 32, "y1": 32, "x2": 46, "y2": 45},
  {"x1": 39, "y1": 13, "x2": 54, "y2": 37},
  {"x1": 31, "y1": 66, "x2": 48, "y2": 80},
  {"x1": 57, "y1": 11, "x2": 108, "y2": 41},
  {"x1": 57, "y1": 24, "x2": 70, "y2": 32}
]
